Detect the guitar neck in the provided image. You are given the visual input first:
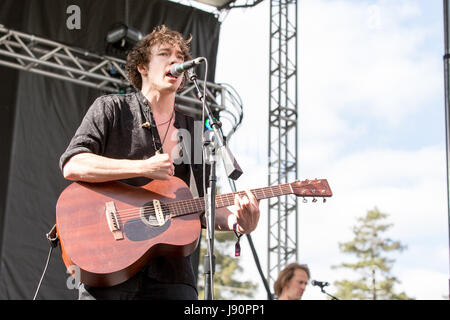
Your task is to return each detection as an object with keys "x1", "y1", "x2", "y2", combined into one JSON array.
[
  {"x1": 215, "y1": 183, "x2": 294, "y2": 207},
  {"x1": 169, "y1": 183, "x2": 293, "y2": 217}
]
